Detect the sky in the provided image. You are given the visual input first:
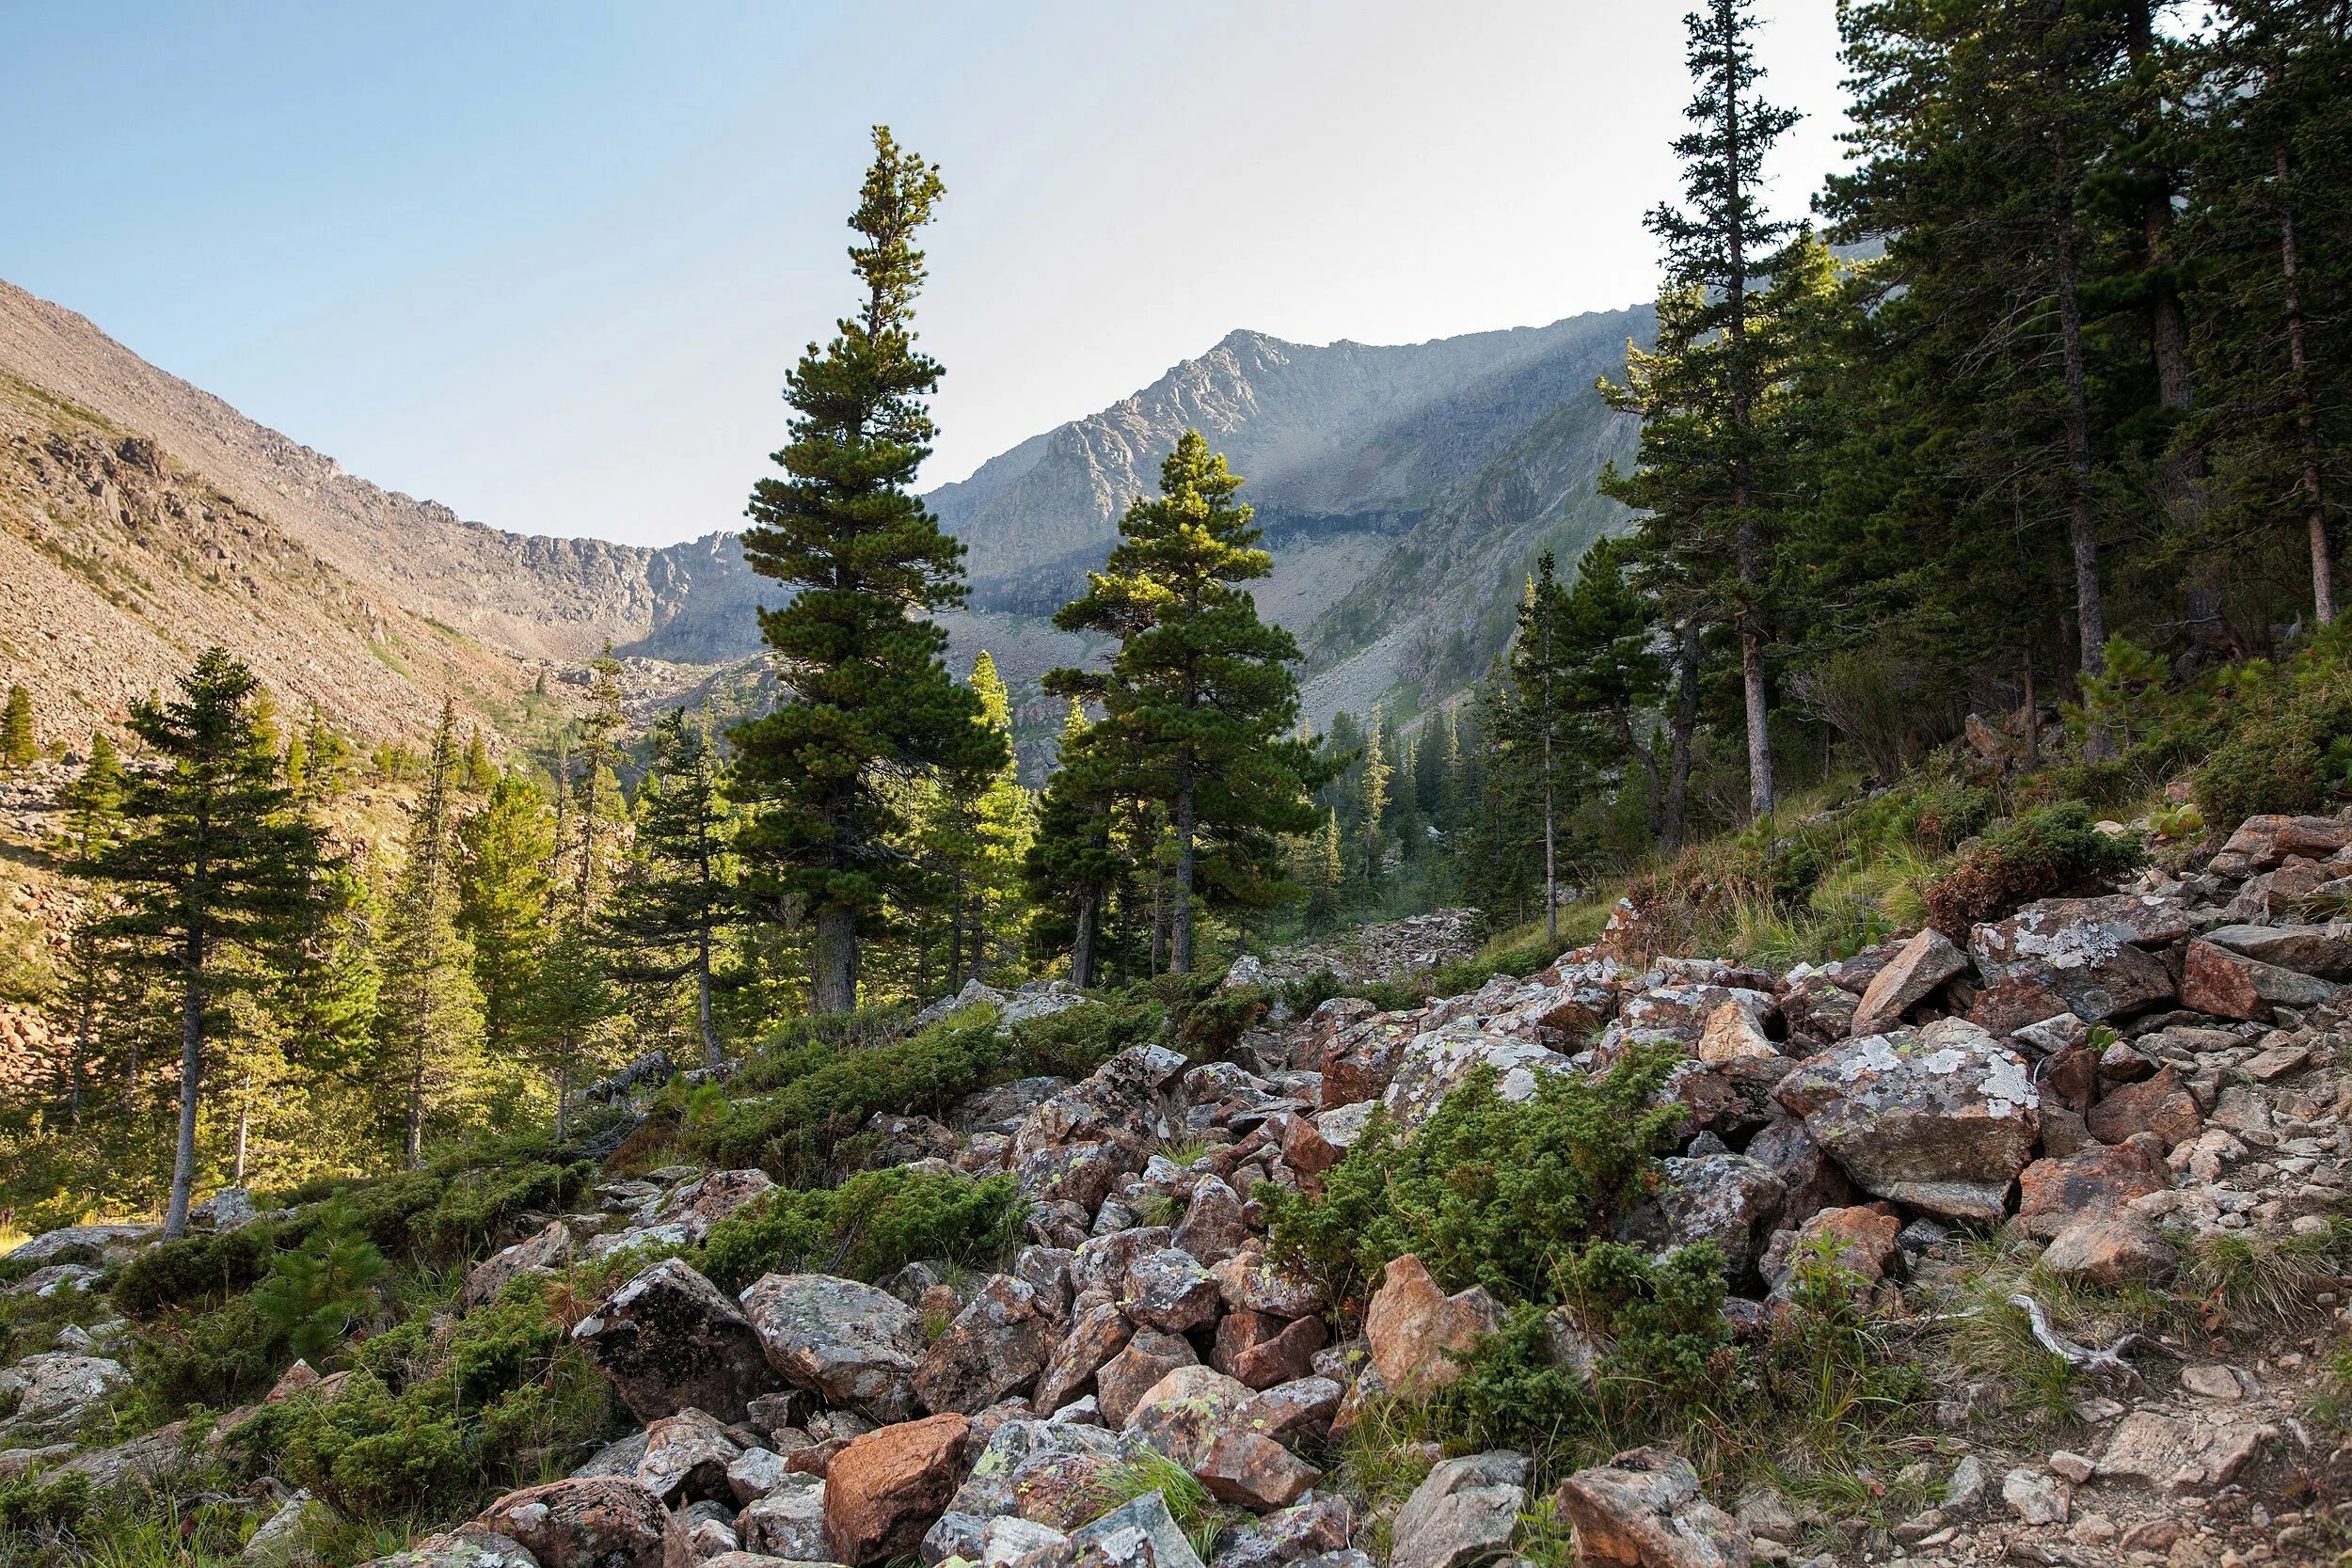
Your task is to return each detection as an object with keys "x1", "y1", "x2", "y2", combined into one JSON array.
[{"x1": 0, "y1": 2, "x2": 1852, "y2": 549}]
